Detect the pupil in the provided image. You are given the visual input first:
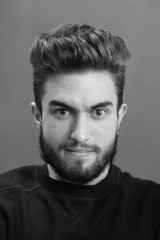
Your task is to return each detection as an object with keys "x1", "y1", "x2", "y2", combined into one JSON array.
[
  {"x1": 60, "y1": 109, "x2": 66, "y2": 115},
  {"x1": 96, "y1": 109, "x2": 102, "y2": 116}
]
